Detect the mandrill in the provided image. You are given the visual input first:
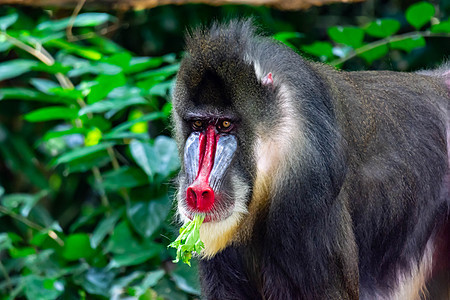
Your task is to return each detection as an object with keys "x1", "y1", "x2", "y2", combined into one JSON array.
[{"x1": 171, "y1": 20, "x2": 450, "y2": 300}]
